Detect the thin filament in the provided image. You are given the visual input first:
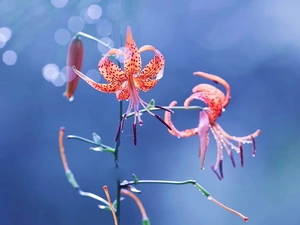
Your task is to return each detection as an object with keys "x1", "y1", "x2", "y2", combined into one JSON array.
[
  {"x1": 209, "y1": 196, "x2": 248, "y2": 222},
  {"x1": 120, "y1": 189, "x2": 148, "y2": 220},
  {"x1": 103, "y1": 186, "x2": 118, "y2": 225},
  {"x1": 59, "y1": 127, "x2": 69, "y2": 172}
]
